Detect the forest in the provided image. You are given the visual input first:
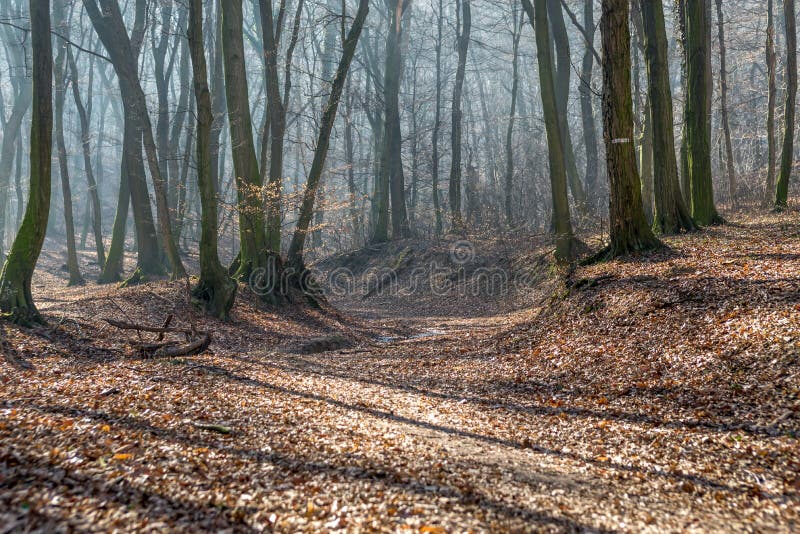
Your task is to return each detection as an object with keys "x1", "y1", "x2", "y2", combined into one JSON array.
[{"x1": 0, "y1": 0, "x2": 798, "y2": 531}]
